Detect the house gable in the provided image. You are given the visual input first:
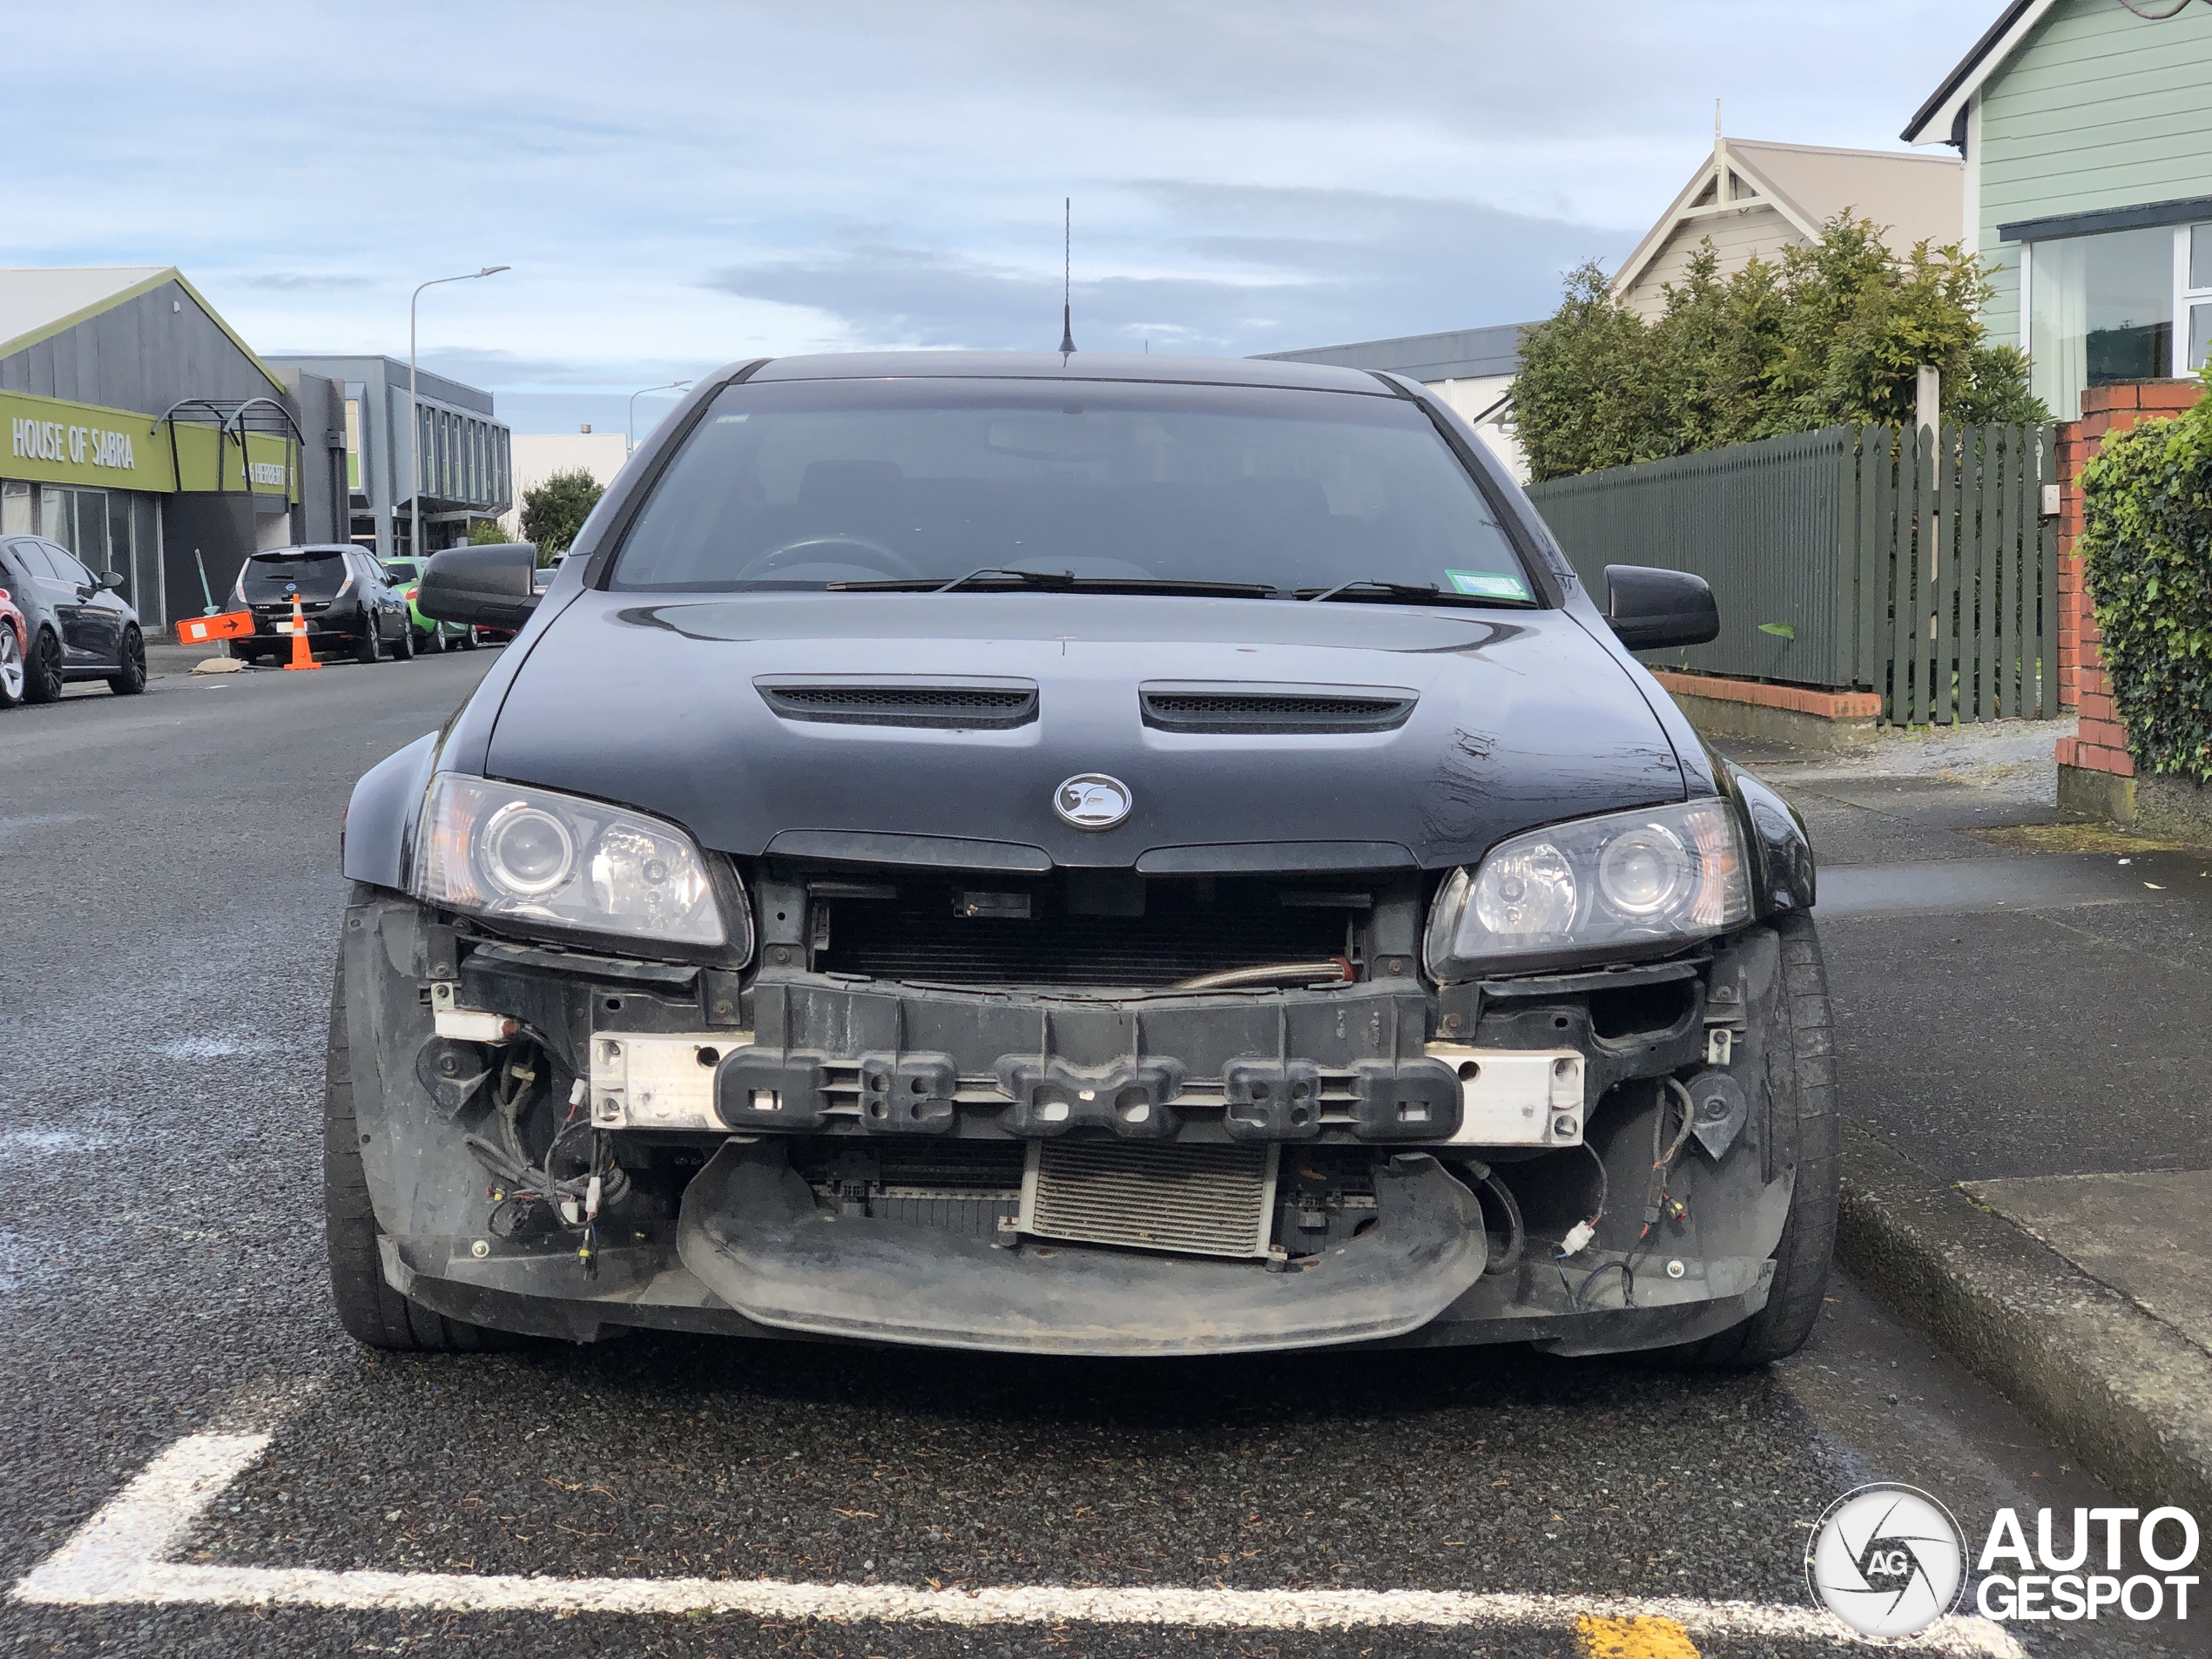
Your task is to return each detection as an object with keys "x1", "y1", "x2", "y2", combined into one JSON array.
[{"x1": 1612, "y1": 138, "x2": 1960, "y2": 320}]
